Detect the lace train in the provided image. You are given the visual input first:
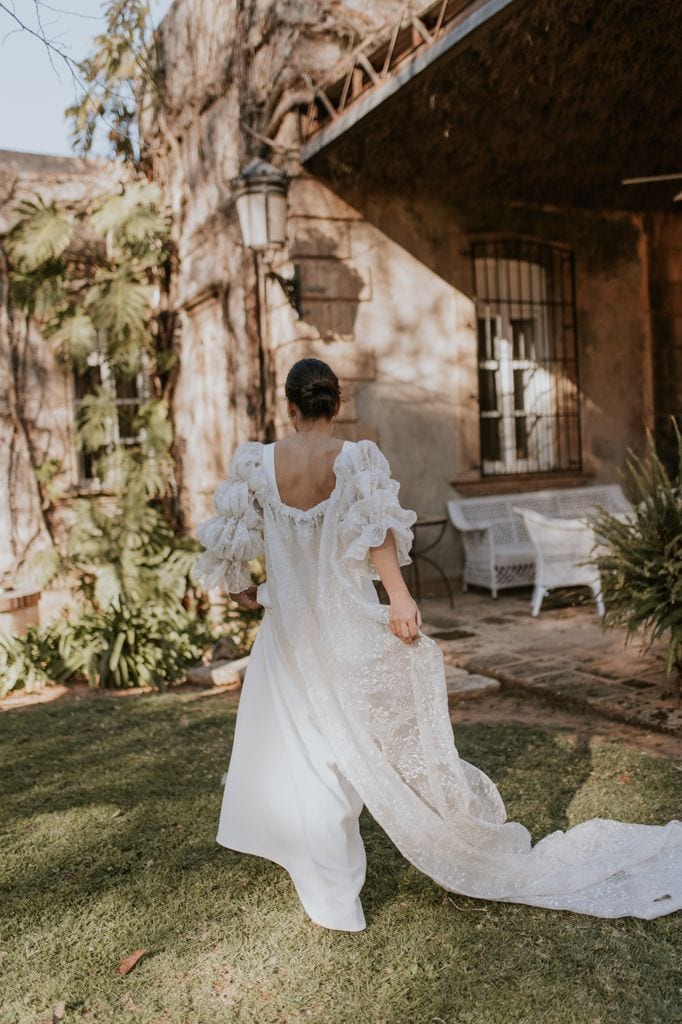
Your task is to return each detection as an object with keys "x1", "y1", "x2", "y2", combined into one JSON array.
[{"x1": 194, "y1": 439, "x2": 682, "y2": 926}]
